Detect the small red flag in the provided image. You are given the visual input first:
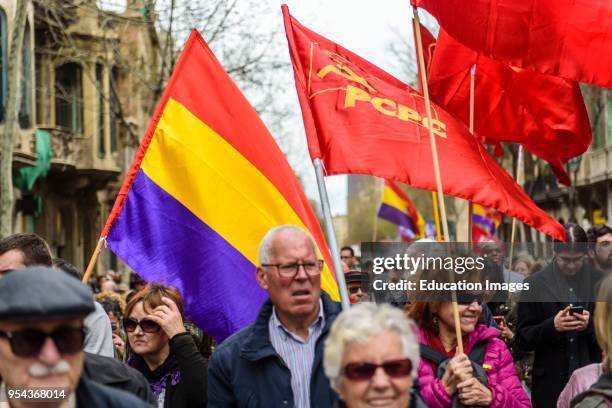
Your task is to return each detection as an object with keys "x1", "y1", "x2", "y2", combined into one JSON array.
[
  {"x1": 428, "y1": 28, "x2": 592, "y2": 186},
  {"x1": 412, "y1": 0, "x2": 612, "y2": 88},
  {"x1": 282, "y1": 6, "x2": 565, "y2": 241}
]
